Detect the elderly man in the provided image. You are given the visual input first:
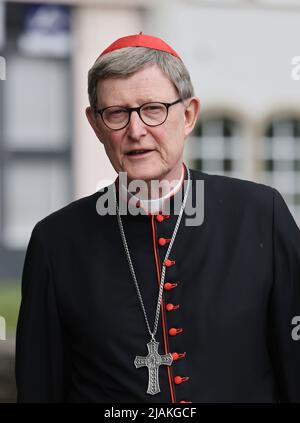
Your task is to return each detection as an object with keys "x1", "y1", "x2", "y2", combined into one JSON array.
[{"x1": 16, "y1": 34, "x2": 300, "y2": 403}]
